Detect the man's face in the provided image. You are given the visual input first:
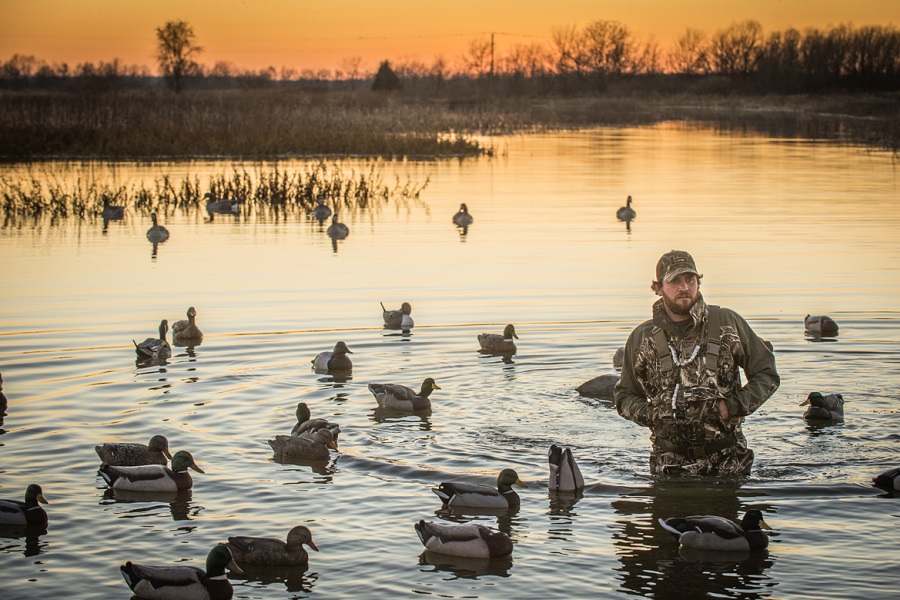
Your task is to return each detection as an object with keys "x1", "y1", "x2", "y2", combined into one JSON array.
[{"x1": 657, "y1": 273, "x2": 700, "y2": 319}]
